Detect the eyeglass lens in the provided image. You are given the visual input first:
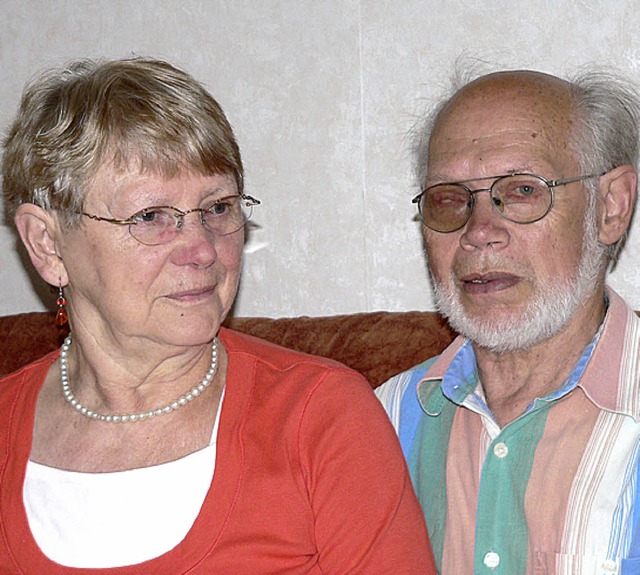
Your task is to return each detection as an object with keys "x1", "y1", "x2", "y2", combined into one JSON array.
[
  {"x1": 129, "y1": 197, "x2": 253, "y2": 245},
  {"x1": 420, "y1": 174, "x2": 553, "y2": 232}
]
